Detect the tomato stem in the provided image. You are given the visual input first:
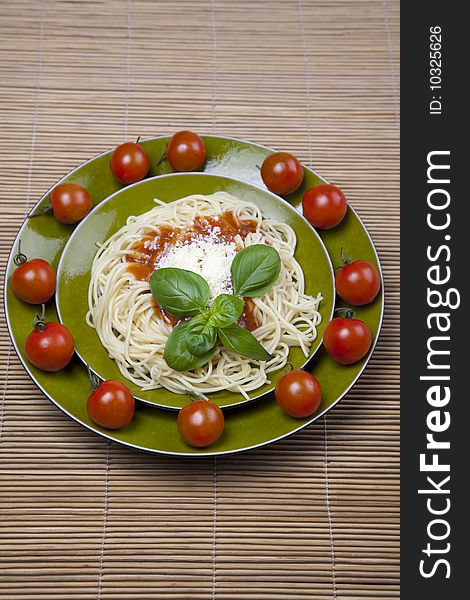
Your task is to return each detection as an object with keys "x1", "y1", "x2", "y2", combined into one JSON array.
[
  {"x1": 185, "y1": 390, "x2": 206, "y2": 403},
  {"x1": 335, "y1": 247, "x2": 352, "y2": 269},
  {"x1": 156, "y1": 147, "x2": 167, "y2": 166},
  {"x1": 136, "y1": 136, "x2": 141, "y2": 144},
  {"x1": 13, "y1": 240, "x2": 28, "y2": 266},
  {"x1": 285, "y1": 361, "x2": 294, "y2": 373},
  {"x1": 86, "y1": 364, "x2": 101, "y2": 392},
  {"x1": 334, "y1": 307, "x2": 355, "y2": 319},
  {"x1": 27, "y1": 203, "x2": 53, "y2": 219},
  {"x1": 34, "y1": 304, "x2": 46, "y2": 332}
]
